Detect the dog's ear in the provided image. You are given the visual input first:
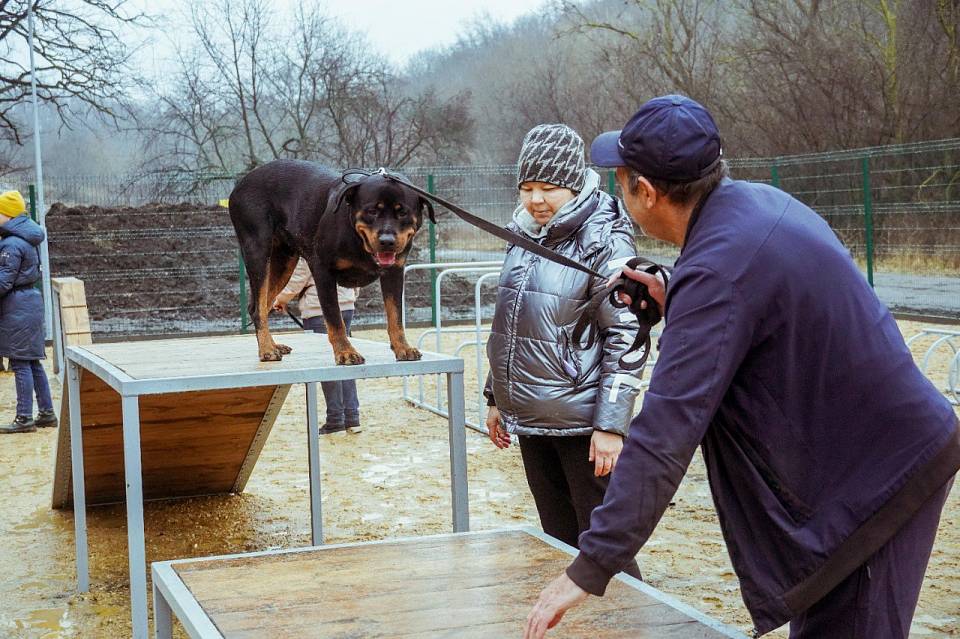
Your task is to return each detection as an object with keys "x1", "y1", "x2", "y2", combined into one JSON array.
[
  {"x1": 419, "y1": 197, "x2": 436, "y2": 225},
  {"x1": 325, "y1": 179, "x2": 363, "y2": 218}
]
